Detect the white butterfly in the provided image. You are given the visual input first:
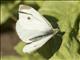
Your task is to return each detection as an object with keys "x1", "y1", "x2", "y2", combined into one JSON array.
[{"x1": 16, "y1": 5, "x2": 59, "y2": 54}]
